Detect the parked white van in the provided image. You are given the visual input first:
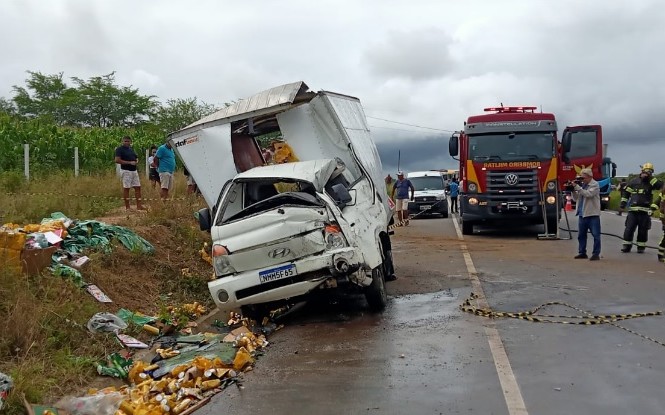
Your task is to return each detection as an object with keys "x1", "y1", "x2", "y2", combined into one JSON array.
[
  {"x1": 168, "y1": 82, "x2": 395, "y2": 316},
  {"x1": 406, "y1": 171, "x2": 449, "y2": 218}
]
